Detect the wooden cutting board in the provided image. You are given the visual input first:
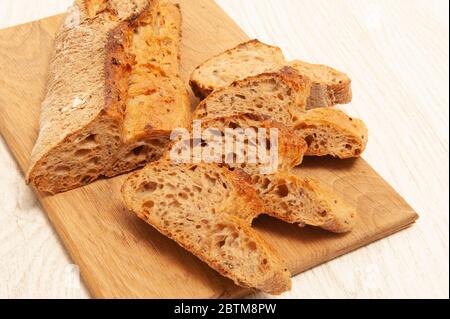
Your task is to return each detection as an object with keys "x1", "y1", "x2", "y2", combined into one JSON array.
[{"x1": 0, "y1": 0, "x2": 419, "y2": 298}]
